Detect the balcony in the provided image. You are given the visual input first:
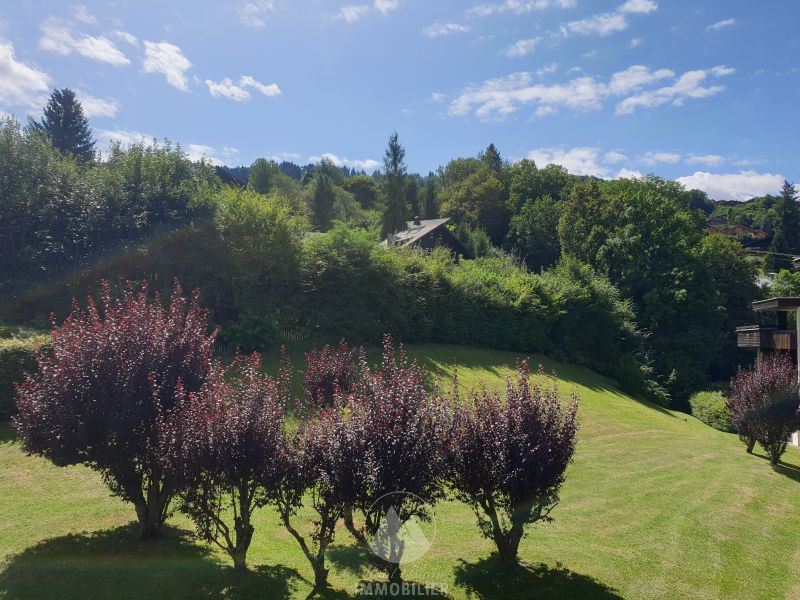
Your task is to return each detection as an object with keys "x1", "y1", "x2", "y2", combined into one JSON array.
[{"x1": 736, "y1": 325, "x2": 796, "y2": 351}]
